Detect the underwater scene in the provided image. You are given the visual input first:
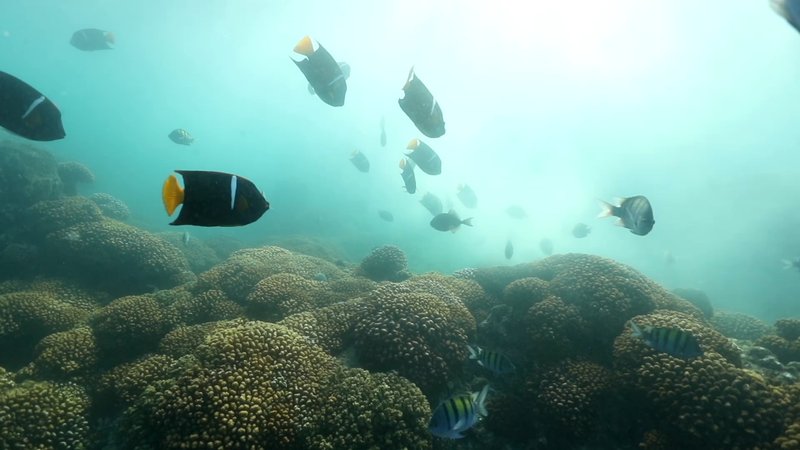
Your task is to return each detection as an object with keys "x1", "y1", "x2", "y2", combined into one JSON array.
[{"x1": 4, "y1": 0, "x2": 800, "y2": 449}]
